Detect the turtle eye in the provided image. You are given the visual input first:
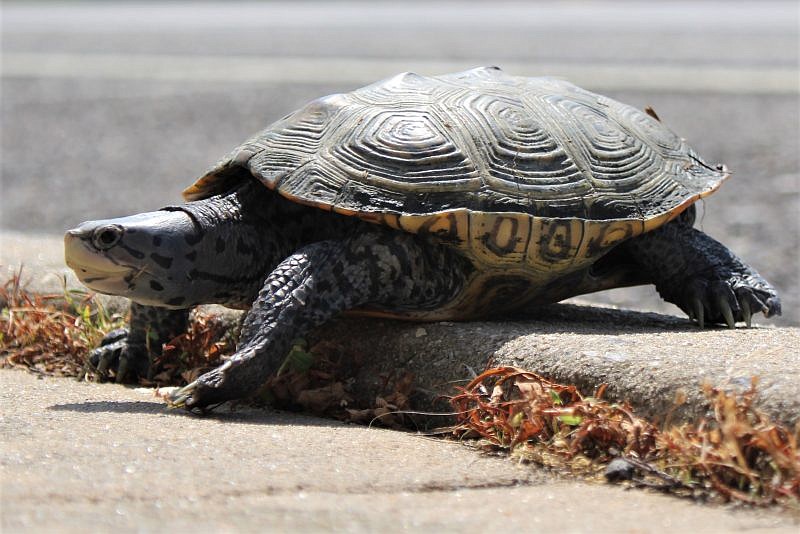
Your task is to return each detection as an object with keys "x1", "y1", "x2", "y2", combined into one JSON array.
[{"x1": 92, "y1": 225, "x2": 123, "y2": 250}]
